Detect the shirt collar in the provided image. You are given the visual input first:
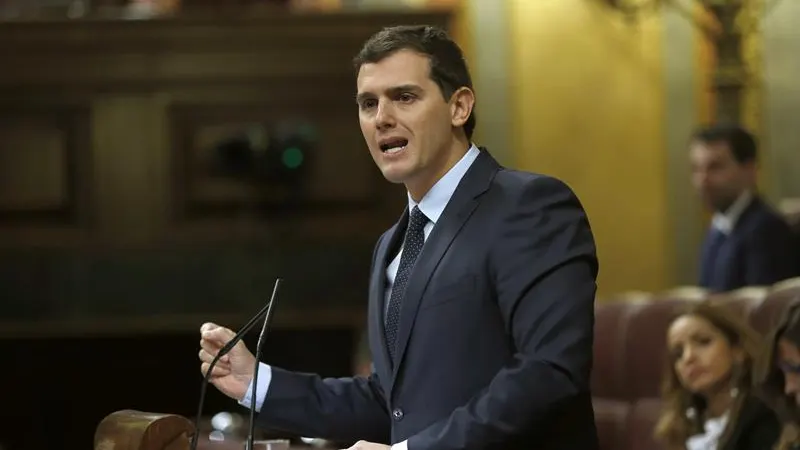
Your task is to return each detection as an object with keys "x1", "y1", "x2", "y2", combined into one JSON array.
[
  {"x1": 407, "y1": 144, "x2": 480, "y2": 224},
  {"x1": 712, "y1": 190, "x2": 753, "y2": 235}
]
